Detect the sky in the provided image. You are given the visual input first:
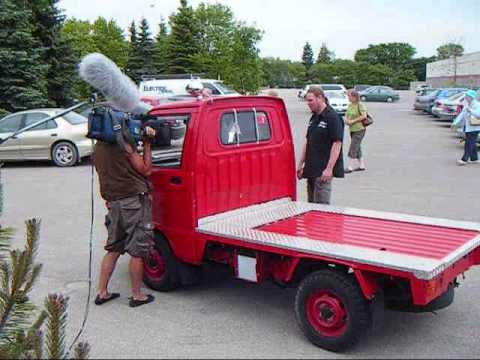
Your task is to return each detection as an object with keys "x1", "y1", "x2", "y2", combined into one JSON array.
[{"x1": 59, "y1": 0, "x2": 480, "y2": 61}]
